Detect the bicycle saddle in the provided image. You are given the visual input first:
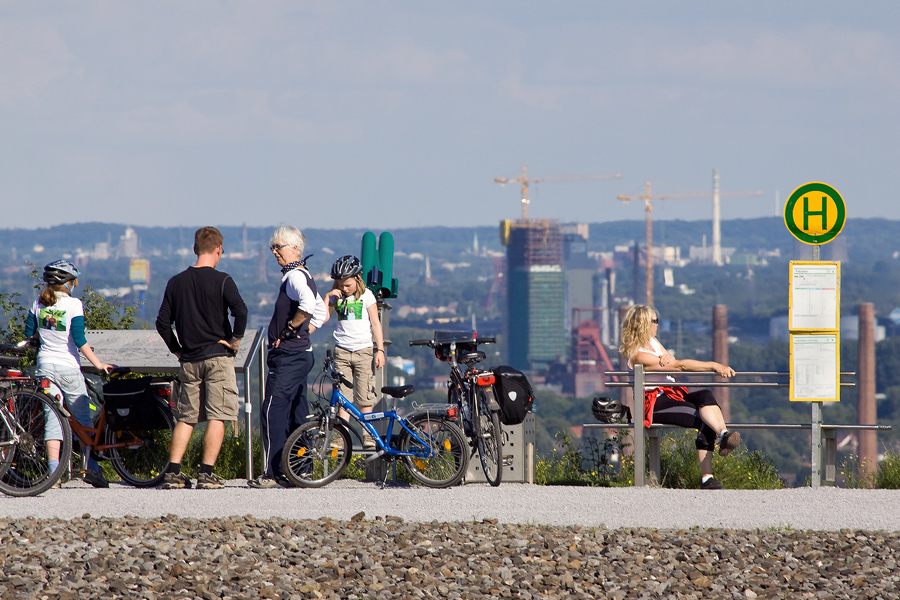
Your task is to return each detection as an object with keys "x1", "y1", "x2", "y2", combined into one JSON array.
[
  {"x1": 459, "y1": 350, "x2": 486, "y2": 364},
  {"x1": 381, "y1": 385, "x2": 415, "y2": 399}
]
